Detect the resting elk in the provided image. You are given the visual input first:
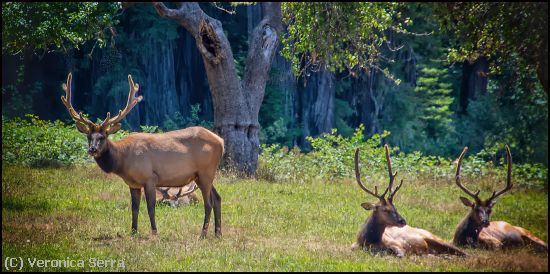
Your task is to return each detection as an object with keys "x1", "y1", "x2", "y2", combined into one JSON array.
[
  {"x1": 156, "y1": 182, "x2": 199, "y2": 207},
  {"x1": 61, "y1": 73, "x2": 224, "y2": 238},
  {"x1": 351, "y1": 145, "x2": 465, "y2": 257},
  {"x1": 453, "y1": 145, "x2": 548, "y2": 252}
]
